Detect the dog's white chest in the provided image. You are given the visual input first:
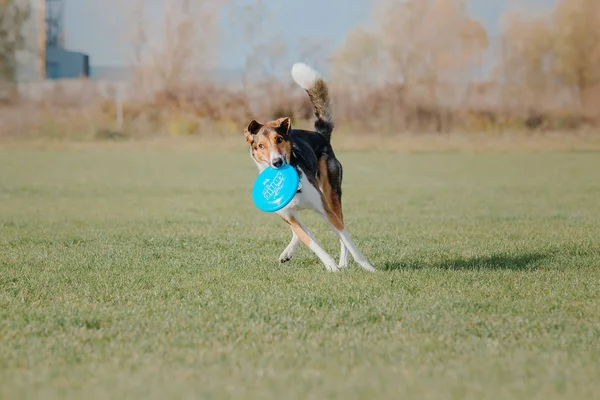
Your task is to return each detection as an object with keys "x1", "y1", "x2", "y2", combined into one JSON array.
[{"x1": 276, "y1": 169, "x2": 323, "y2": 218}]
